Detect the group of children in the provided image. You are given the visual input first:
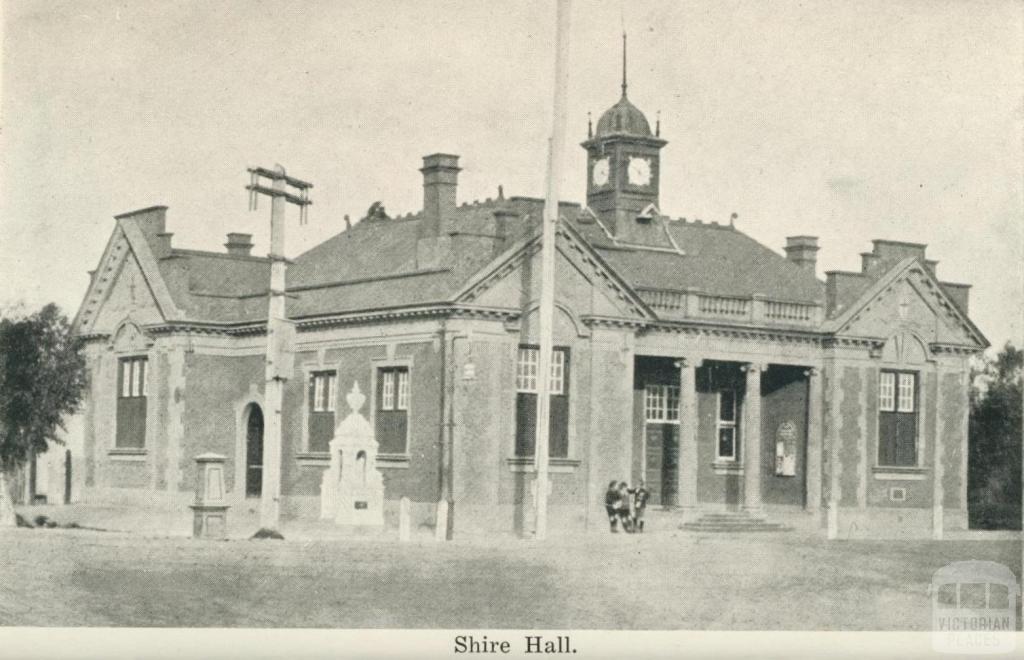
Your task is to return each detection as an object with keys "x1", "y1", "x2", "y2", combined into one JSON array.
[{"x1": 604, "y1": 479, "x2": 650, "y2": 533}]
